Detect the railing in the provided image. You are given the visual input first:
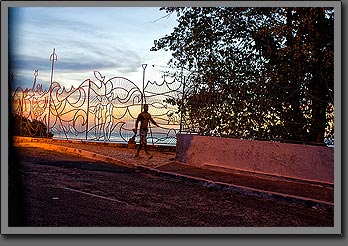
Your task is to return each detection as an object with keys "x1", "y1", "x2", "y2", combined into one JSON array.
[{"x1": 10, "y1": 51, "x2": 184, "y2": 146}]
